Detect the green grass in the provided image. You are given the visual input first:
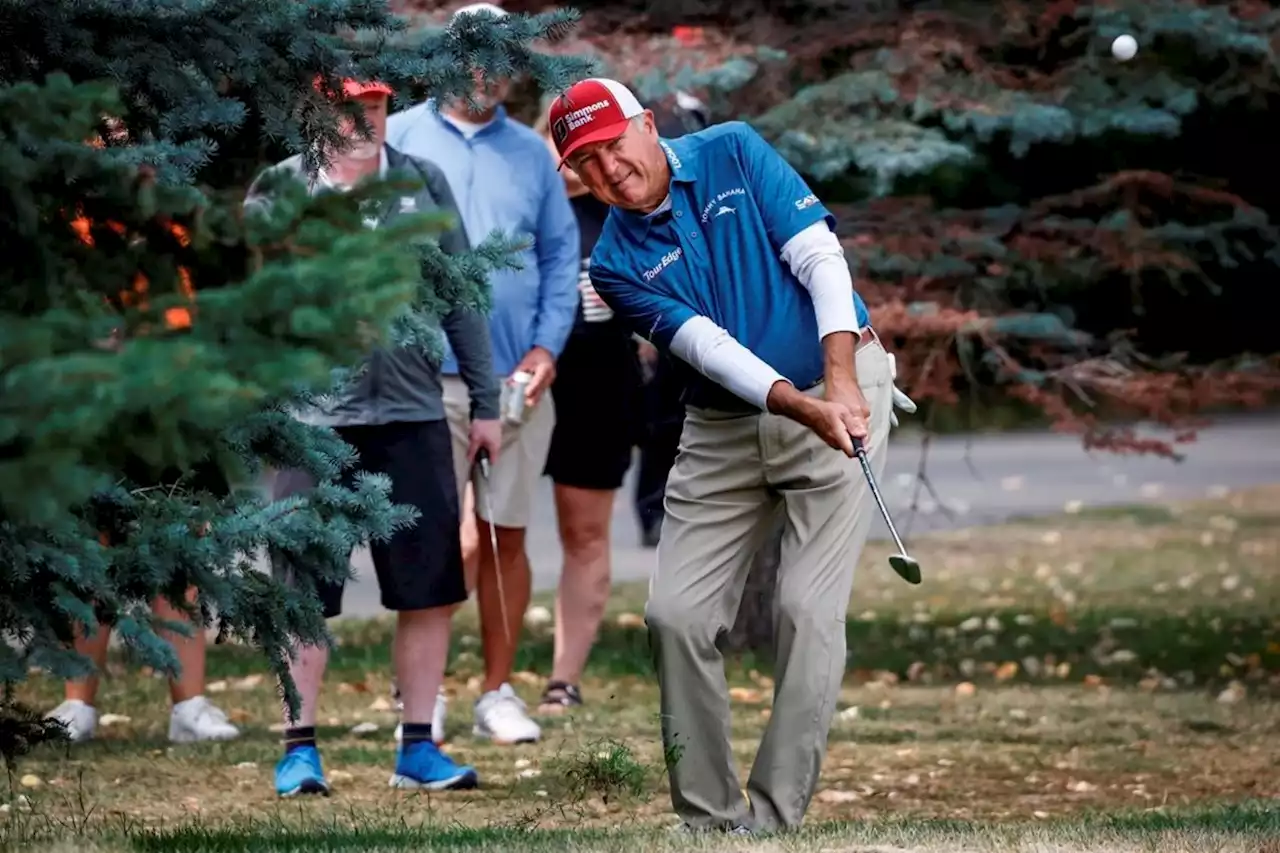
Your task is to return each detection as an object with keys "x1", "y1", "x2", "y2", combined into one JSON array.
[
  {"x1": 4, "y1": 487, "x2": 1280, "y2": 851},
  {"x1": 4, "y1": 801, "x2": 1278, "y2": 851}
]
